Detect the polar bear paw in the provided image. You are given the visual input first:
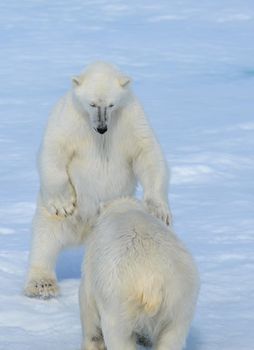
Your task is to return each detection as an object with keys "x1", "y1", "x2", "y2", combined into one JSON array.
[
  {"x1": 145, "y1": 198, "x2": 172, "y2": 226},
  {"x1": 43, "y1": 186, "x2": 76, "y2": 218},
  {"x1": 24, "y1": 278, "x2": 59, "y2": 299}
]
